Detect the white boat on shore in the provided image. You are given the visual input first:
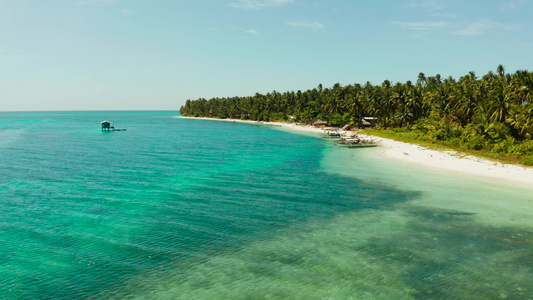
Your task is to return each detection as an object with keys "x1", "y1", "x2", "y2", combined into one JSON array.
[
  {"x1": 337, "y1": 142, "x2": 378, "y2": 148},
  {"x1": 337, "y1": 134, "x2": 379, "y2": 148},
  {"x1": 322, "y1": 128, "x2": 341, "y2": 138}
]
